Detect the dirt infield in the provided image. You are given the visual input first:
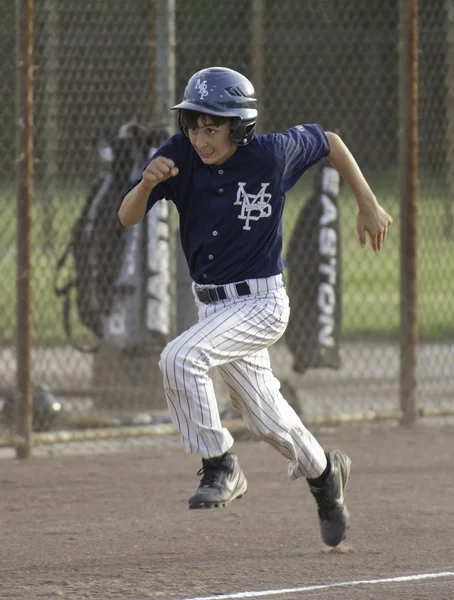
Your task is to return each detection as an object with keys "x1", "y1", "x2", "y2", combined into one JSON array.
[{"x1": 2, "y1": 421, "x2": 454, "y2": 600}]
